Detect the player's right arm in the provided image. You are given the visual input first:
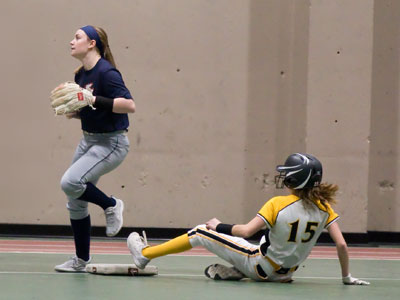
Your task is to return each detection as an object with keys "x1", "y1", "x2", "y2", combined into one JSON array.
[
  {"x1": 205, "y1": 196, "x2": 277, "y2": 238},
  {"x1": 231, "y1": 216, "x2": 266, "y2": 238},
  {"x1": 205, "y1": 216, "x2": 265, "y2": 238},
  {"x1": 66, "y1": 112, "x2": 81, "y2": 119},
  {"x1": 328, "y1": 222, "x2": 370, "y2": 285}
]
